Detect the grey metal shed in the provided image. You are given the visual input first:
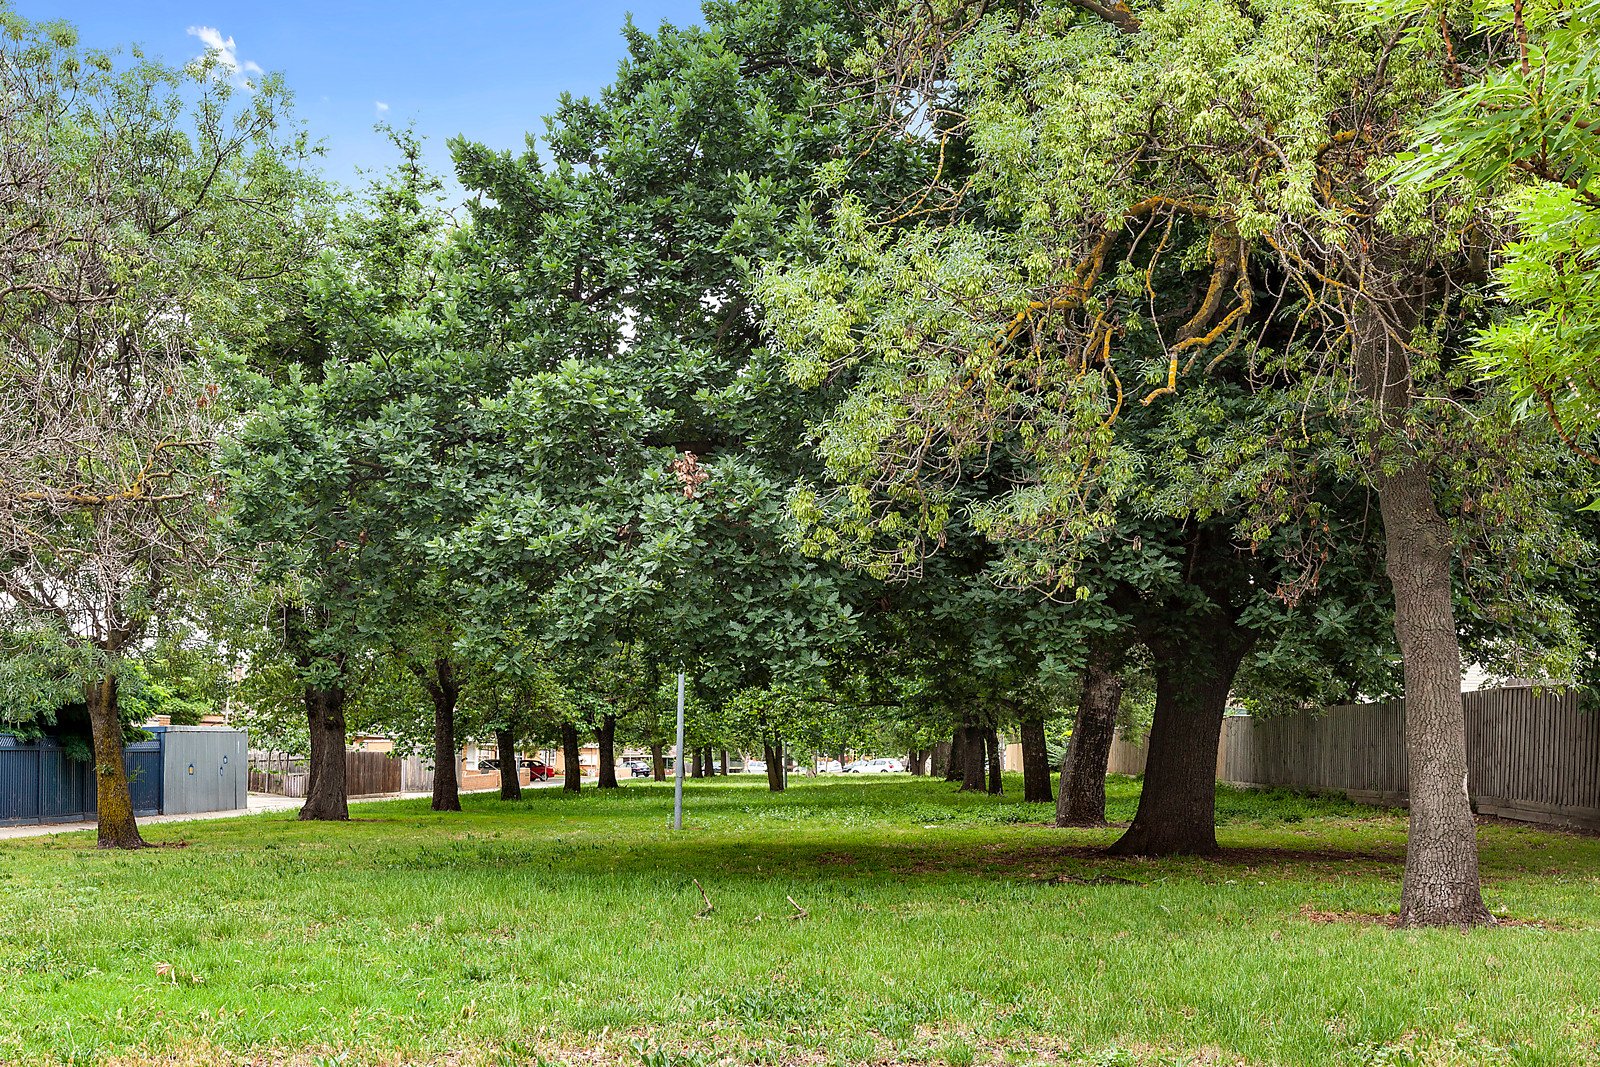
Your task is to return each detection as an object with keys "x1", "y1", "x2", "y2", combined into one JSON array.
[{"x1": 153, "y1": 726, "x2": 248, "y2": 815}]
